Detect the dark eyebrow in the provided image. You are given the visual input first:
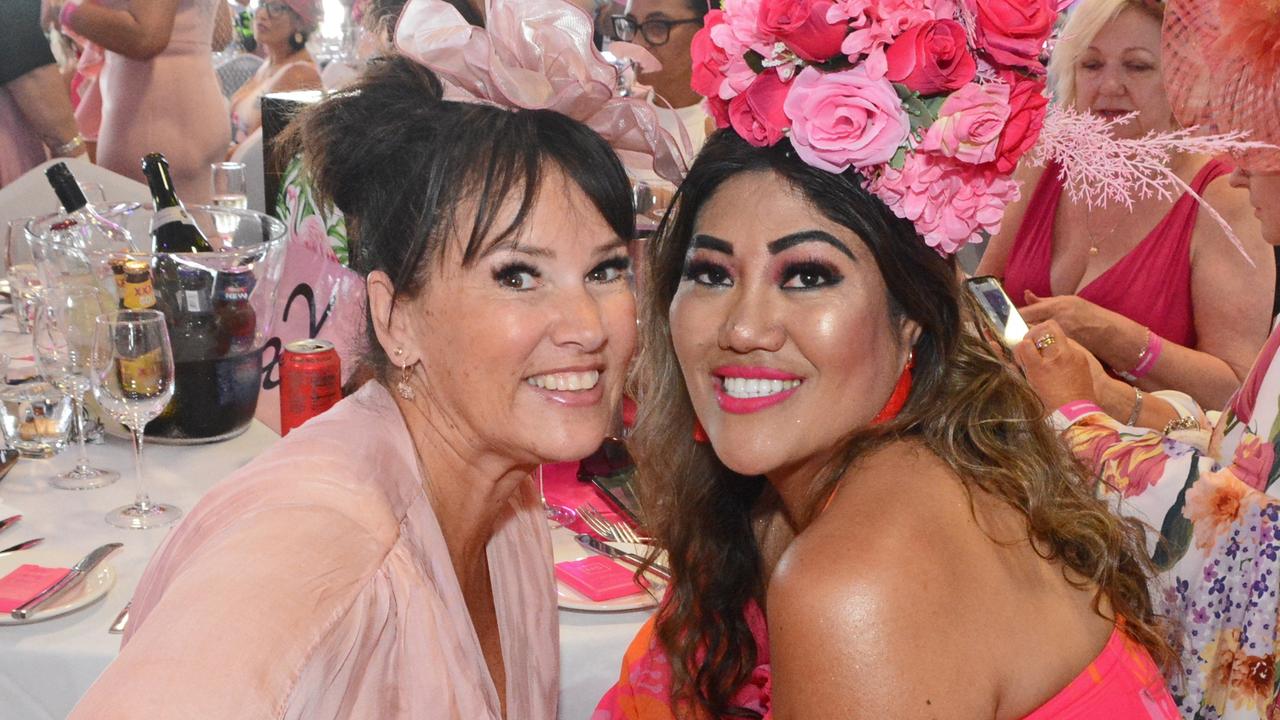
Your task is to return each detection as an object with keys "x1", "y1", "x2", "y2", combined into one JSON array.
[
  {"x1": 767, "y1": 230, "x2": 855, "y2": 261},
  {"x1": 690, "y1": 234, "x2": 733, "y2": 255}
]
